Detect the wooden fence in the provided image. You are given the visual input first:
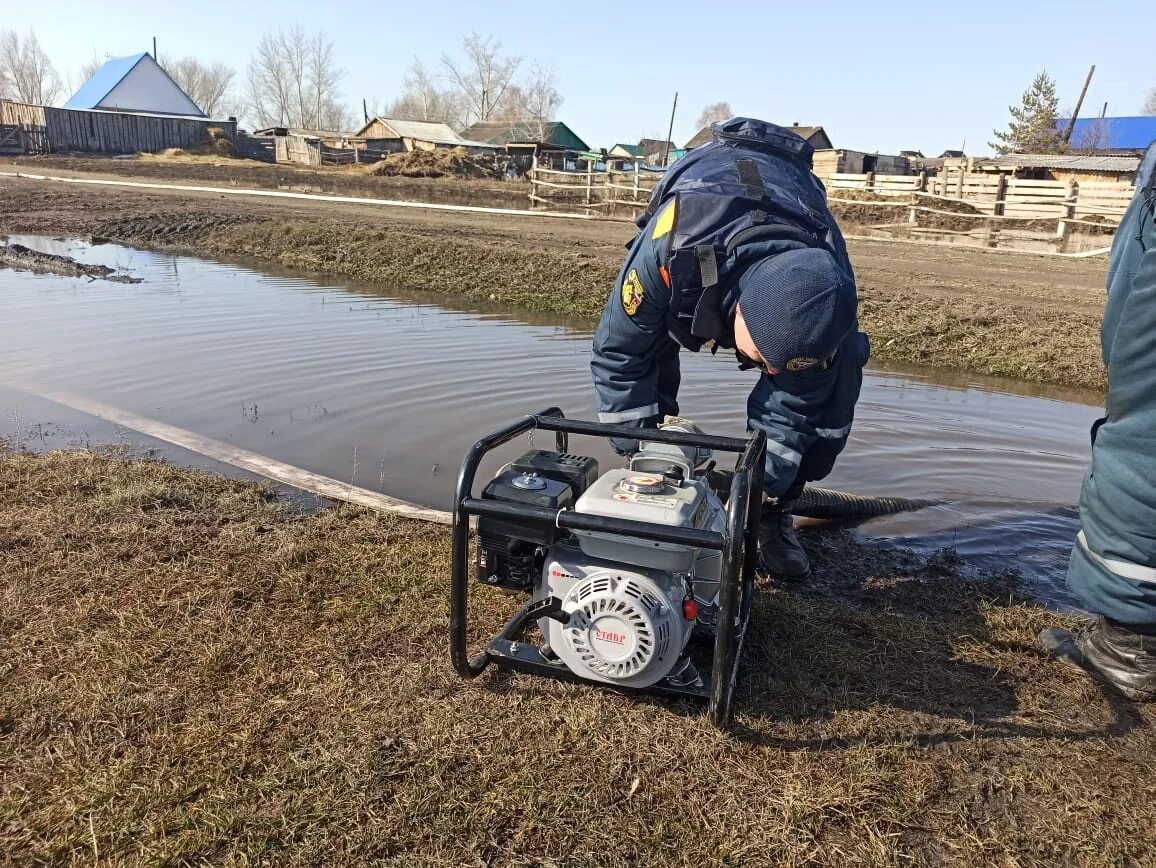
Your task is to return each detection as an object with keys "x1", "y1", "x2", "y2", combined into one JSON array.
[
  {"x1": 820, "y1": 170, "x2": 1135, "y2": 253},
  {"x1": 0, "y1": 124, "x2": 38, "y2": 154},
  {"x1": 274, "y1": 135, "x2": 389, "y2": 167},
  {"x1": 235, "y1": 135, "x2": 276, "y2": 163},
  {"x1": 0, "y1": 100, "x2": 236, "y2": 155},
  {"x1": 528, "y1": 160, "x2": 663, "y2": 215},
  {"x1": 528, "y1": 160, "x2": 1134, "y2": 252}
]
